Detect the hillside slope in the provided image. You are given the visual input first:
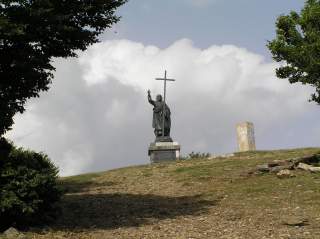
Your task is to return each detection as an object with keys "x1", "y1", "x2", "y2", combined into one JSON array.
[{"x1": 29, "y1": 148, "x2": 320, "y2": 239}]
